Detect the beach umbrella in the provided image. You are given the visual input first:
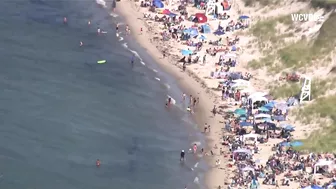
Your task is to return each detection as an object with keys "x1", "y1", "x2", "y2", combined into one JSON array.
[
  {"x1": 264, "y1": 101, "x2": 276, "y2": 109},
  {"x1": 239, "y1": 15, "x2": 249, "y2": 20},
  {"x1": 194, "y1": 13, "x2": 208, "y2": 23},
  {"x1": 272, "y1": 115, "x2": 285, "y2": 121},
  {"x1": 280, "y1": 142, "x2": 290, "y2": 147},
  {"x1": 303, "y1": 185, "x2": 323, "y2": 189},
  {"x1": 262, "y1": 118, "x2": 272, "y2": 122},
  {"x1": 181, "y1": 49, "x2": 193, "y2": 56},
  {"x1": 239, "y1": 117, "x2": 247, "y2": 121},
  {"x1": 240, "y1": 122, "x2": 252, "y2": 127},
  {"x1": 258, "y1": 107, "x2": 270, "y2": 112},
  {"x1": 234, "y1": 108, "x2": 246, "y2": 115},
  {"x1": 290, "y1": 141, "x2": 303, "y2": 147},
  {"x1": 284, "y1": 125, "x2": 295, "y2": 131},
  {"x1": 199, "y1": 35, "x2": 206, "y2": 40}
]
